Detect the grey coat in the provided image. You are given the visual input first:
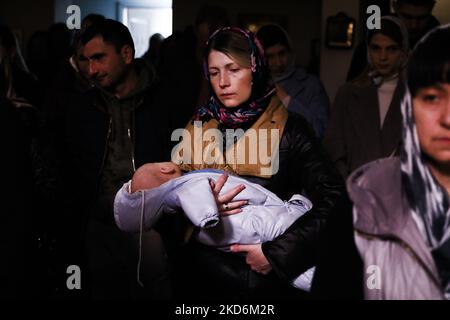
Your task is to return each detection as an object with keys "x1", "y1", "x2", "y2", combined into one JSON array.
[{"x1": 348, "y1": 157, "x2": 445, "y2": 299}]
